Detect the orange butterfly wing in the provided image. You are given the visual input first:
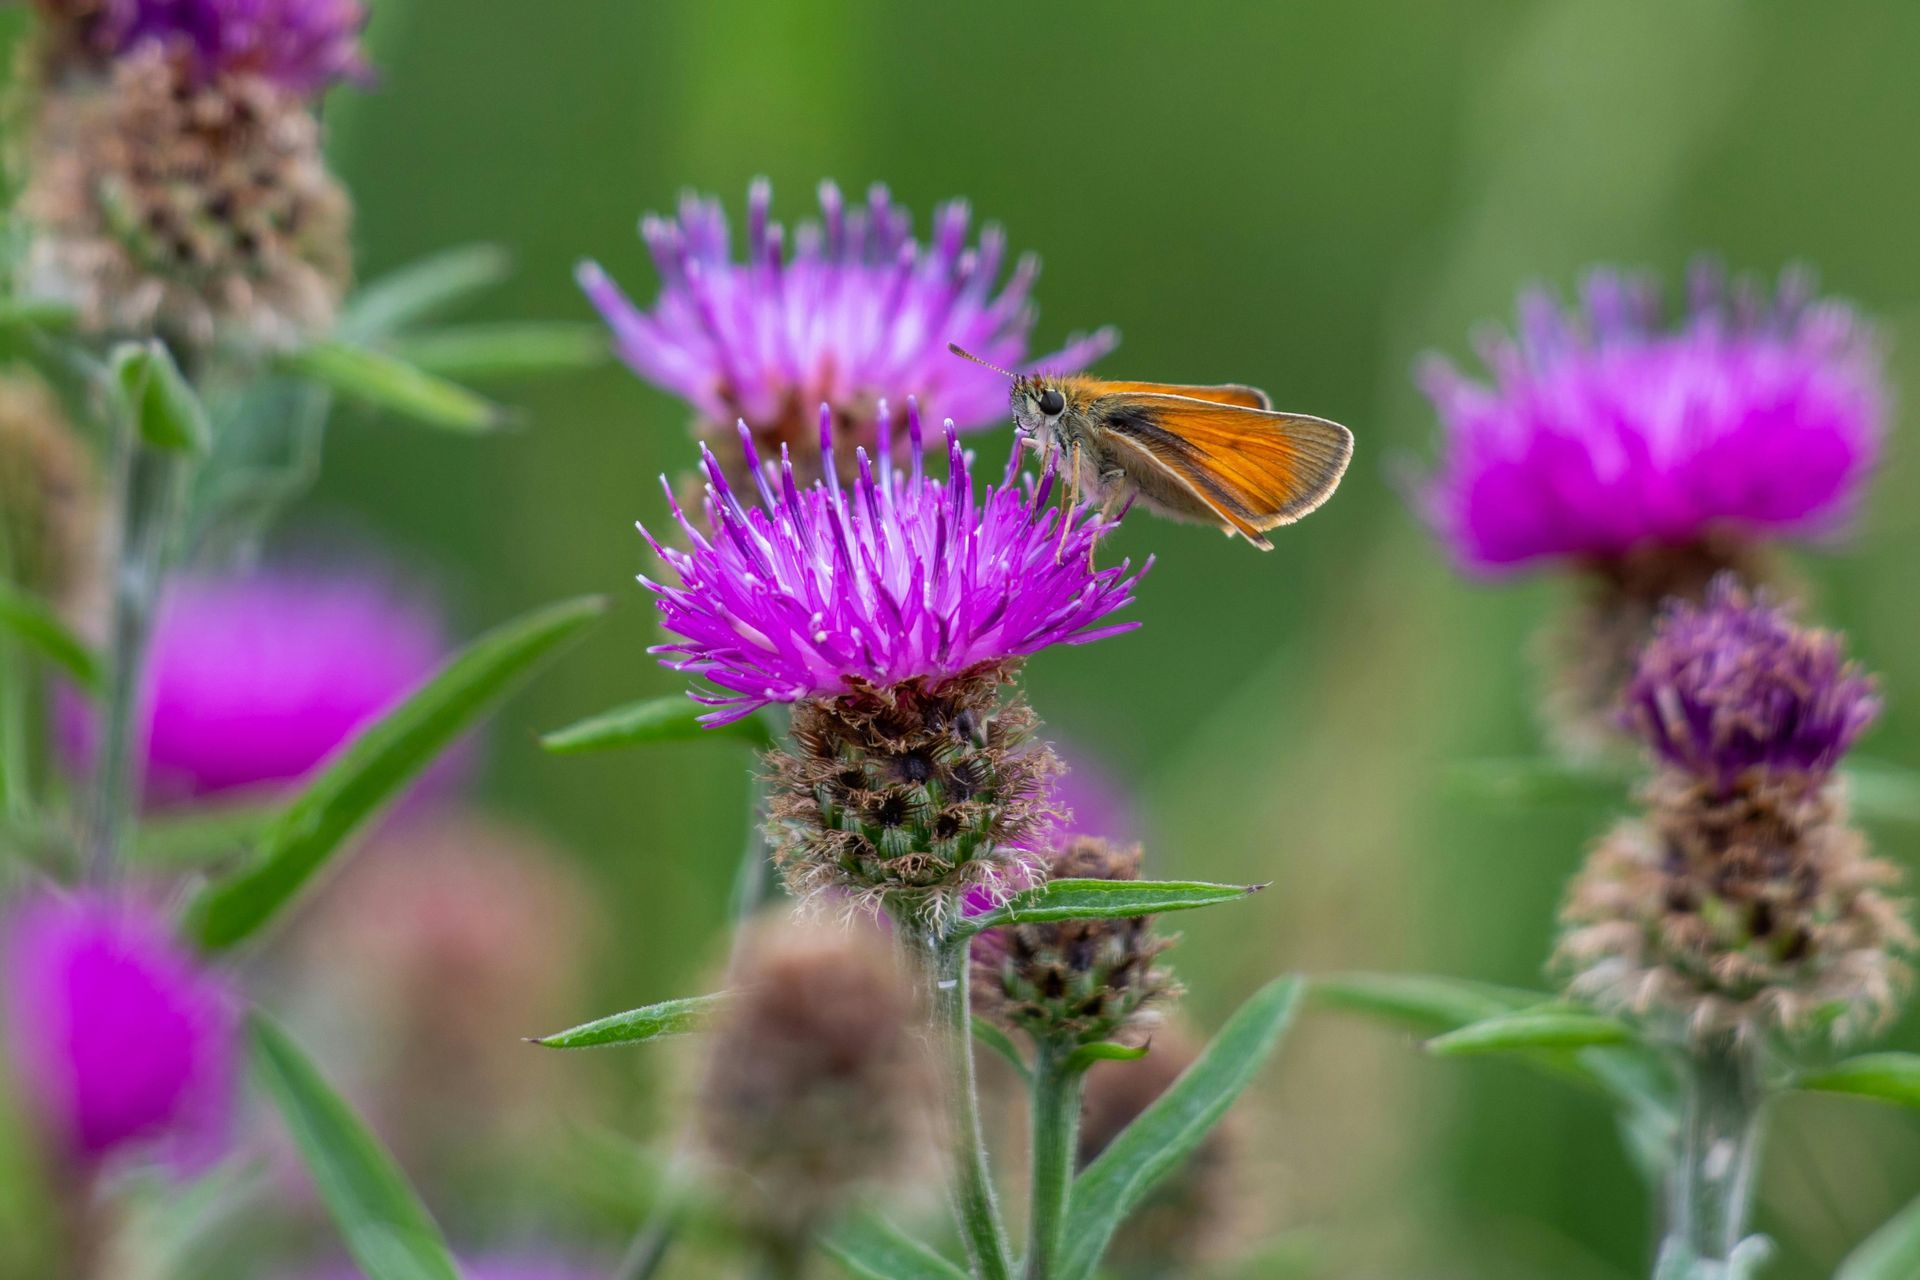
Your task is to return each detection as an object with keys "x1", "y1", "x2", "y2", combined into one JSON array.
[
  {"x1": 1091, "y1": 380, "x2": 1273, "y2": 410},
  {"x1": 1094, "y1": 392, "x2": 1353, "y2": 548}
]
